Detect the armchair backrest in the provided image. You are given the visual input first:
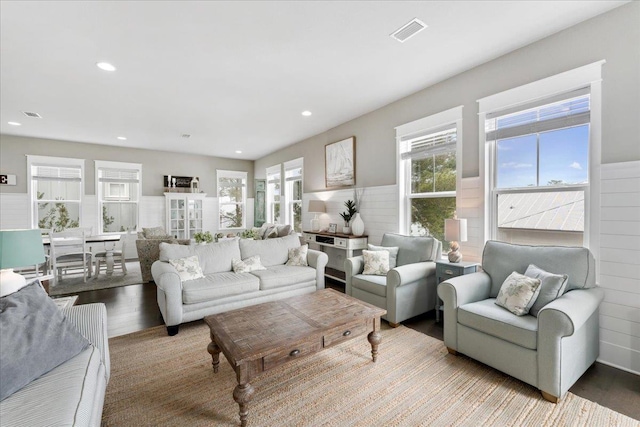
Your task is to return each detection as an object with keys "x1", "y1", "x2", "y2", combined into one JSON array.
[
  {"x1": 380, "y1": 233, "x2": 441, "y2": 267},
  {"x1": 482, "y1": 240, "x2": 596, "y2": 298}
]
